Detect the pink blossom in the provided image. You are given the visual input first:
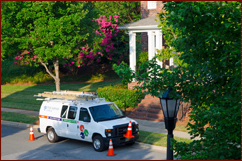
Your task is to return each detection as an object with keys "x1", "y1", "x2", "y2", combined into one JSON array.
[
  {"x1": 34, "y1": 56, "x2": 37, "y2": 59},
  {"x1": 109, "y1": 16, "x2": 112, "y2": 20},
  {"x1": 15, "y1": 56, "x2": 18, "y2": 60},
  {"x1": 27, "y1": 51, "x2": 30, "y2": 53},
  {"x1": 69, "y1": 64, "x2": 71, "y2": 67},
  {"x1": 14, "y1": 62, "x2": 17, "y2": 64},
  {"x1": 71, "y1": 62, "x2": 74, "y2": 64},
  {"x1": 116, "y1": 30, "x2": 119, "y2": 33},
  {"x1": 78, "y1": 65, "x2": 81, "y2": 68},
  {"x1": 64, "y1": 63, "x2": 67, "y2": 66},
  {"x1": 114, "y1": 33, "x2": 117, "y2": 36}
]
